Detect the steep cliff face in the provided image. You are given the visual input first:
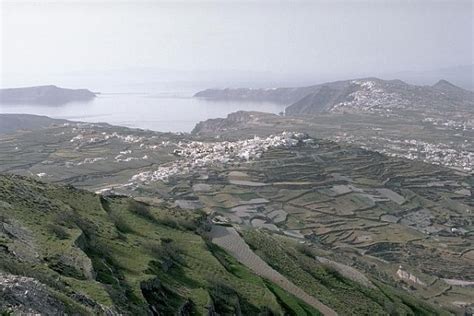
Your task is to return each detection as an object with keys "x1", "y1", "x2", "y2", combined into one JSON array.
[
  {"x1": 0, "y1": 85, "x2": 96, "y2": 105},
  {"x1": 286, "y1": 84, "x2": 348, "y2": 114}
]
